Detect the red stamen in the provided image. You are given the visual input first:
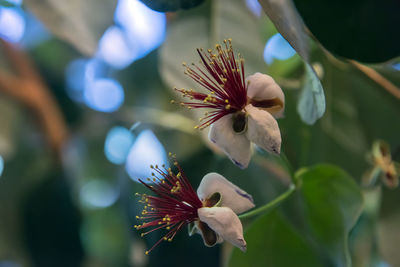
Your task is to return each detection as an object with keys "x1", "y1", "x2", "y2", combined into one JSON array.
[
  {"x1": 174, "y1": 39, "x2": 248, "y2": 129},
  {"x1": 135, "y1": 154, "x2": 203, "y2": 254}
]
